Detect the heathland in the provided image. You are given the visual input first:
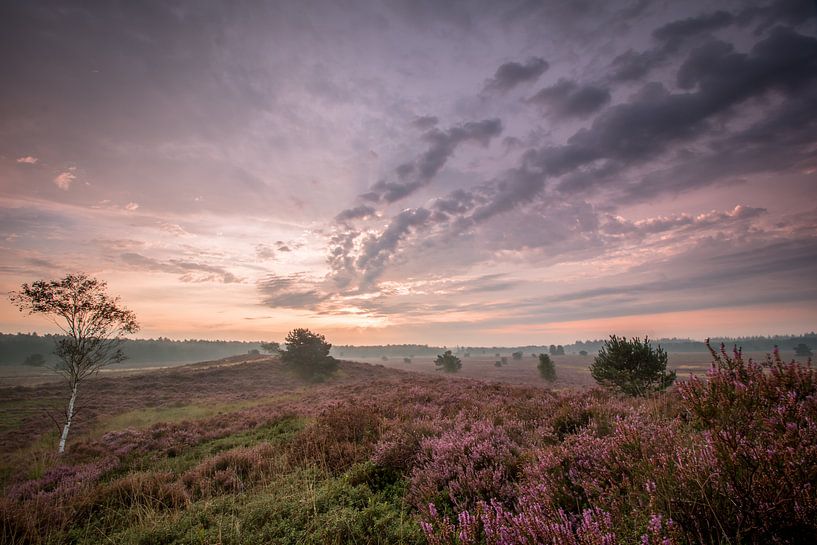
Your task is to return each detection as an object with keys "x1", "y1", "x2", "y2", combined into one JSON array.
[{"x1": 0, "y1": 344, "x2": 815, "y2": 544}]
